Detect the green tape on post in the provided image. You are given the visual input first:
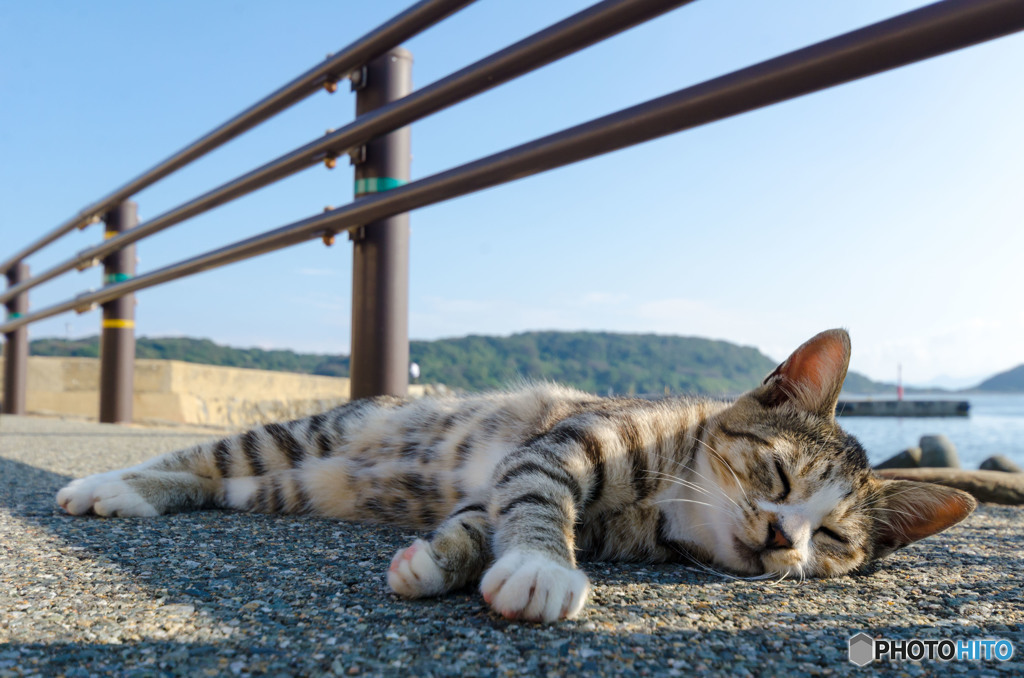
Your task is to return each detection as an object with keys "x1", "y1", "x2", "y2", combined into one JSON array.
[
  {"x1": 104, "y1": 273, "x2": 133, "y2": 285},
  {"x1": 6, "y1": 312, "x2": 22, "y2": 320},
  {"x1": 354, "y1": 176, "x2": 407, "y2": 196}
]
